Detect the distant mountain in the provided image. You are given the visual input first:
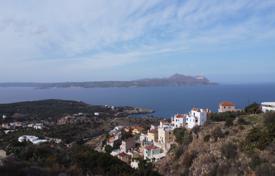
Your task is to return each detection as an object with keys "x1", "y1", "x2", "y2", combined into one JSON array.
[{"x1": 0, "y1": 74, "x2": 216, "y2": 88}]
